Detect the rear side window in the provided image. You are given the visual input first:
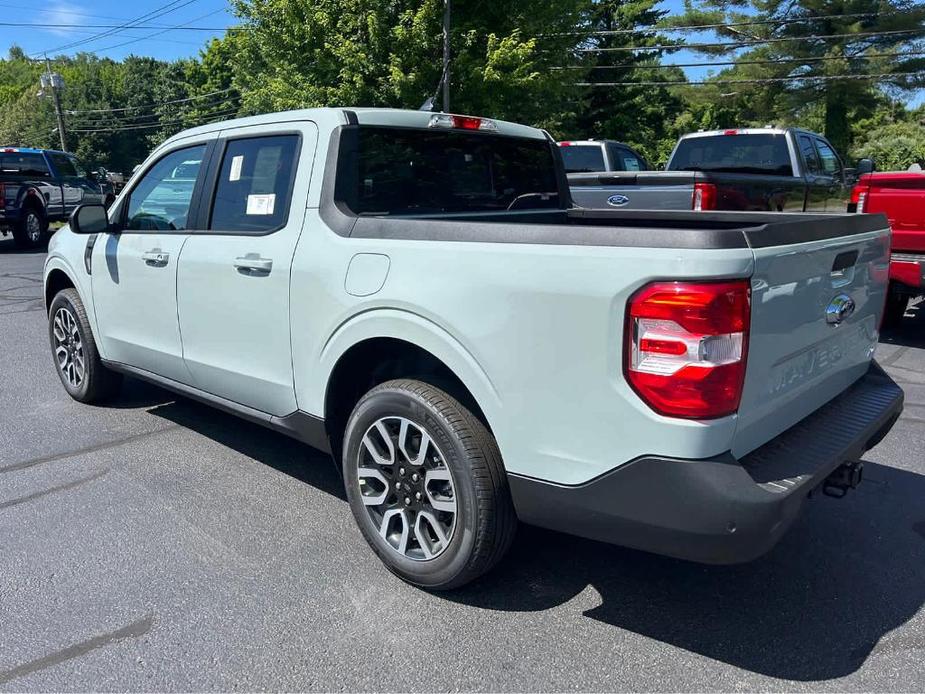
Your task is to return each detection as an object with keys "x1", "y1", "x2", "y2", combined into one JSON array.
[
  {"x1": 48, "y1": 153, "x2": 77, "y2": 177},
  {"x1": 799, "y1": 135, "x2": 821, "y2": 175},
  {"x1": 608, "y1": 144, "x2": 646, "y2": 172},
  {"x1": 0, "y1": 153, "x2": 50, "y2": 177},
  {"x1": 337, "y1": 127, "x2": 561, "y2": 214},
  {"x1": 668, "y1": 134, "x2": 793, "y2": 176},
  {"x1": 559, "y1": 144, "x2": 606, "y2": 173},
  {"x1": 209, "y1": 135, "x2": 299, "y2": 233}
]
